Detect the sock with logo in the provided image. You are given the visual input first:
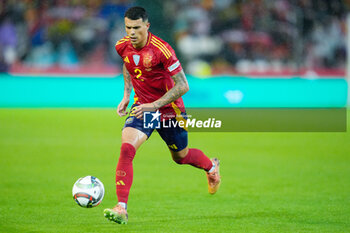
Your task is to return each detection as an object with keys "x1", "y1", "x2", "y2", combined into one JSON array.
[
  {"x1": 176, "y1": 148, "x2": 213, "y2": 172},
  {"x1": 116, "y1": 143, "x2": 136, "y2": 204}
]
